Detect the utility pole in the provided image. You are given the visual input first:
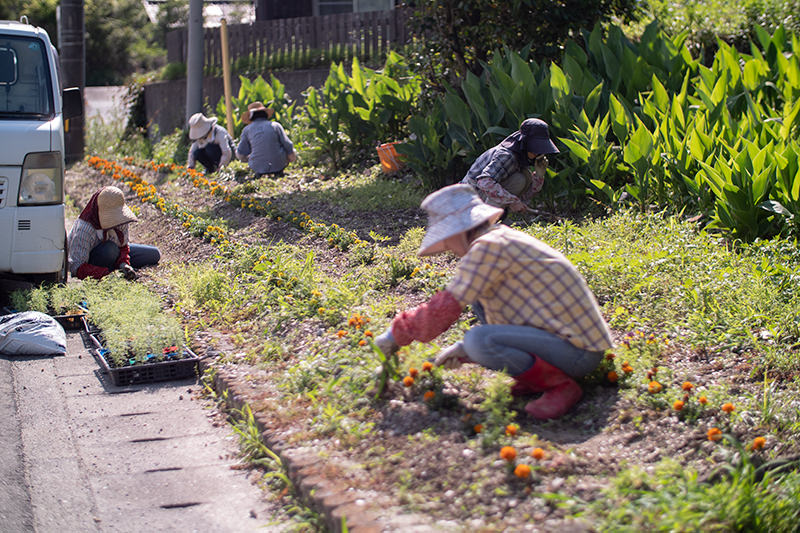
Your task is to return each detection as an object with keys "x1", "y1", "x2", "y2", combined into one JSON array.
[
  {"x1": 58, "y1": 0, "x2": 85, "y2": 163},
  {"x1": 185, "y1": 0, "x2": 204, "y2": 122}
]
